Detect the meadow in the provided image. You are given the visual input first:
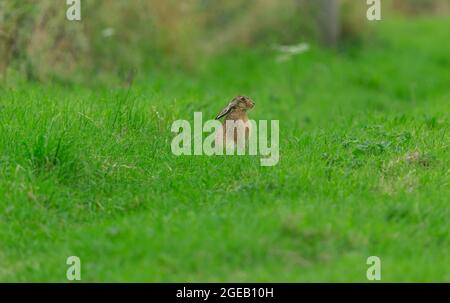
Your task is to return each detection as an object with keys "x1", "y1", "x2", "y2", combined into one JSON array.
[{"x1": 0, "y1": 18, "x2": 449, "y2": 282}]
